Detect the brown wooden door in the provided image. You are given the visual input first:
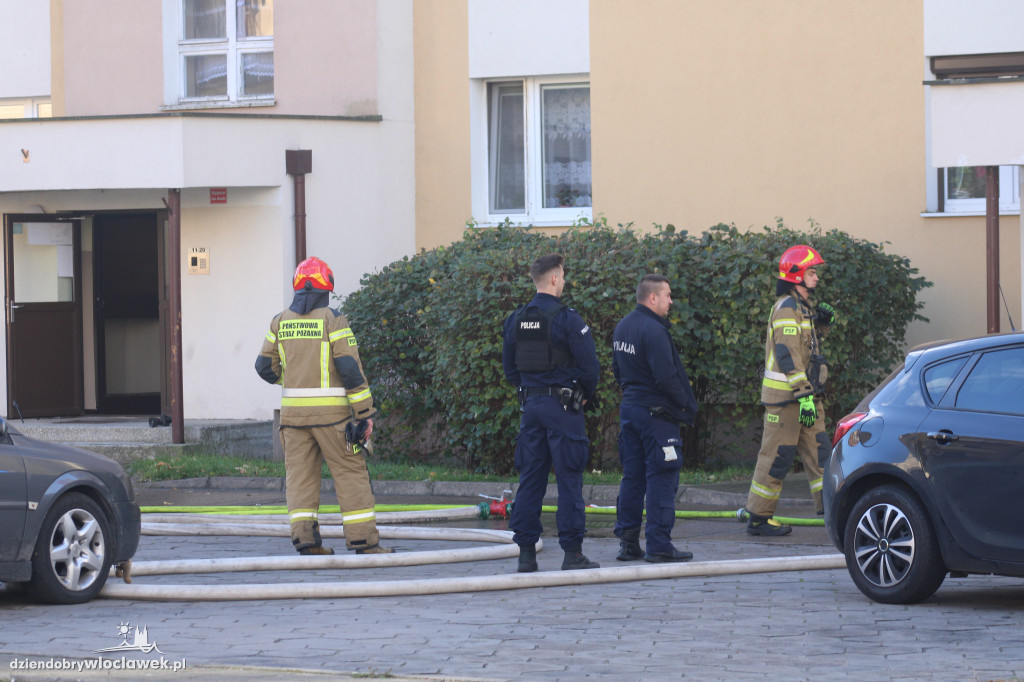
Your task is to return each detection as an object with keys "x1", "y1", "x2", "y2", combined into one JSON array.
[{"x1": 4, "y1": 216, "x2": 83, "y2": 418}]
